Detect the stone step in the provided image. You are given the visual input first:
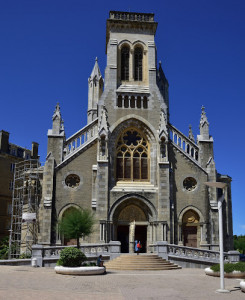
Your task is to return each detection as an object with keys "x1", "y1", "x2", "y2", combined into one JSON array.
[
  {"x1": 111, "y1": 260, "x2": 173, "y2": 264},
  {"x1": 105, "y1": 254, "x2": 181, "y2": 271},
  {"x1": 106, "y1": 266, "x2": 181, "y2": 270}
]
